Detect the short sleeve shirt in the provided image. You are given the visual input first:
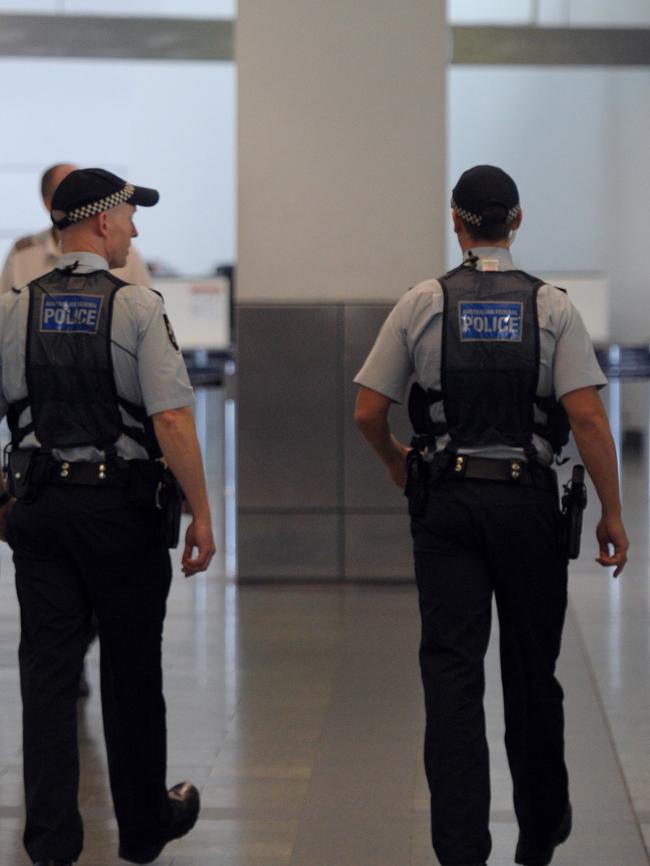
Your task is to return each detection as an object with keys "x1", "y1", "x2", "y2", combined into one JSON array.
[
  {"x1": 354, "y1": 247, "x2": 607, "y2": 463},
  {"x1": 0, "y1": 251, "x2": 194, "y2": 461}
]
